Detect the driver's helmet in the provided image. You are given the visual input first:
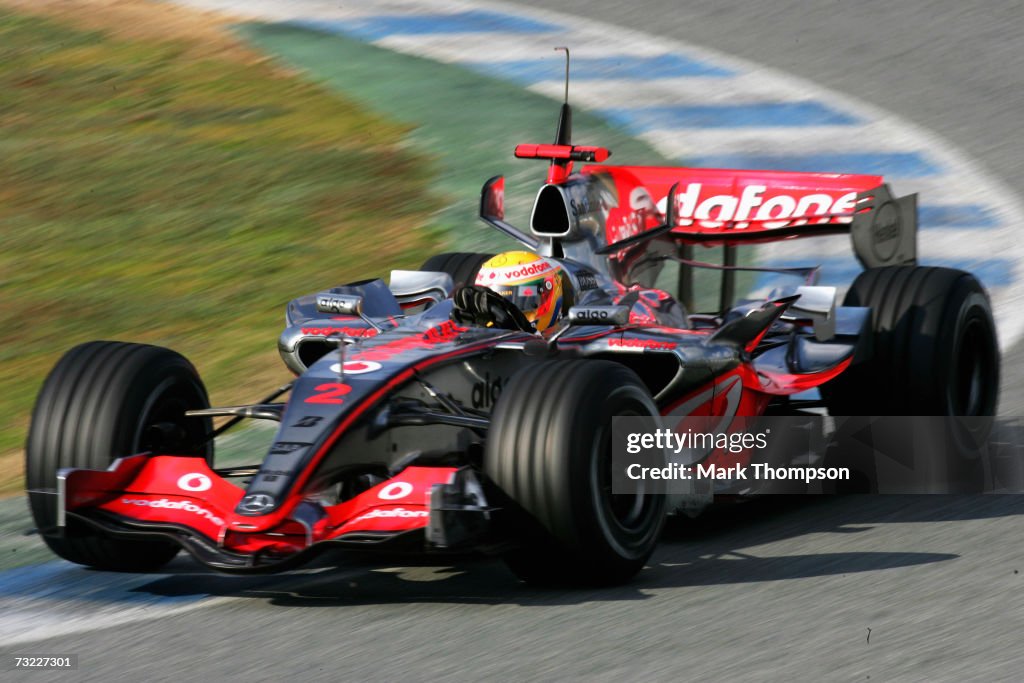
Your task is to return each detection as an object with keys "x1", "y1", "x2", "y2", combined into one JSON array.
[{"x1": 475, "y1": 251, "x2": 568, "y2": 332}]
